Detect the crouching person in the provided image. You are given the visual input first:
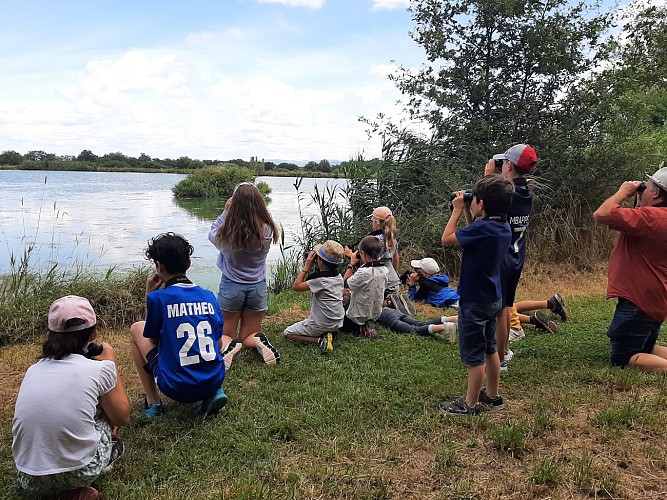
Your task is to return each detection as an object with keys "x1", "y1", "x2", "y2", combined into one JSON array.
[
  {"x1": 12, "y1": 296, "x2": 130, "y2": 499},
  {"x1": 284, "y1": 240, "x2": 345, "y2": 353},
  {"x1": 130, "y1": 232, "x2": 227, "y2": 417}
]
